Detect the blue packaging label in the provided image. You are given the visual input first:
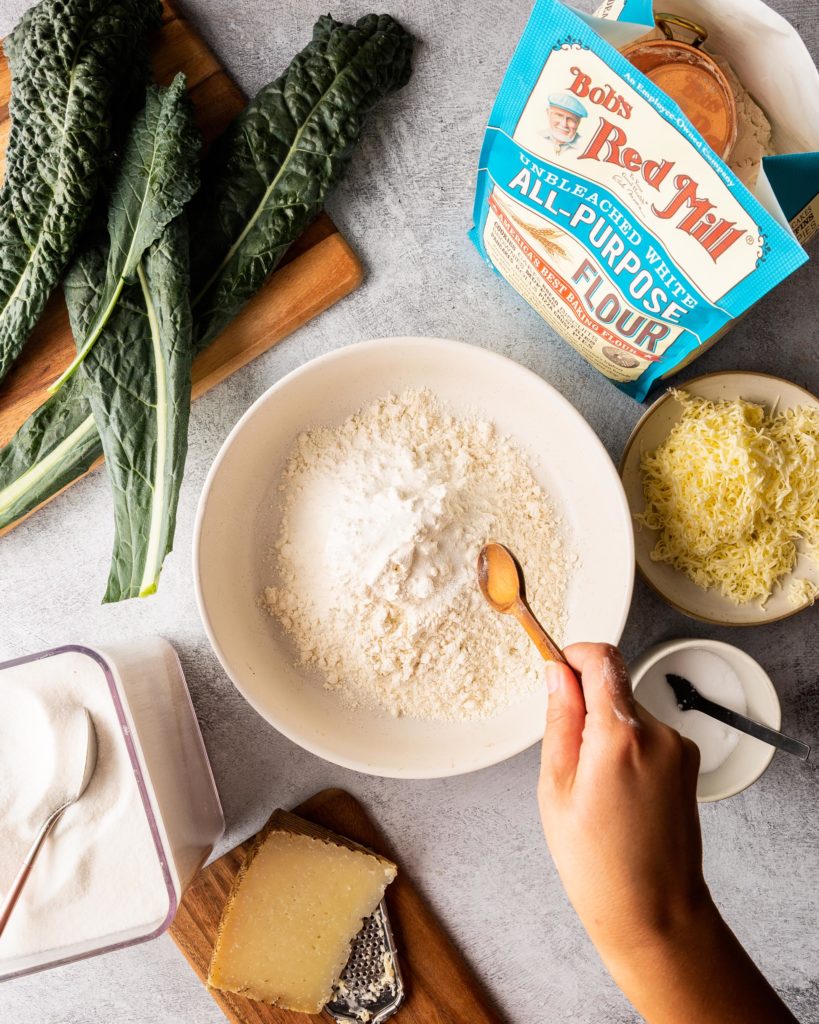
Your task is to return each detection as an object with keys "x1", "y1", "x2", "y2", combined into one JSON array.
[{"x1": 469, "y1": 0, "x2": 808, "y2": 399}]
